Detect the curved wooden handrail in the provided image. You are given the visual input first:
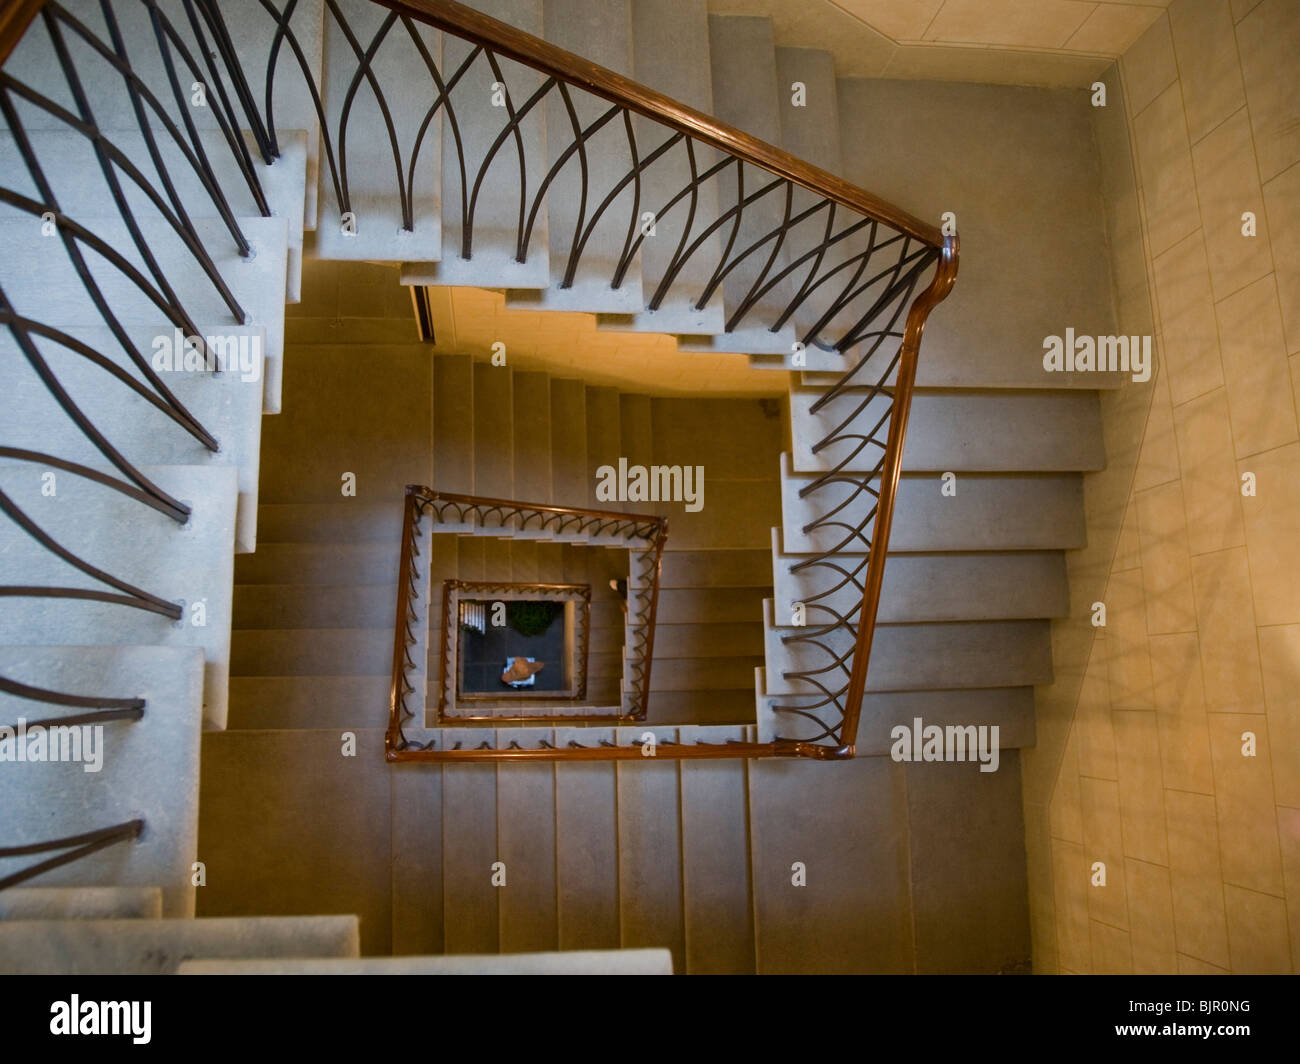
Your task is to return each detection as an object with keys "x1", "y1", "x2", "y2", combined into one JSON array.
[
  {"x1": 374, "y1": 0, "x2": 945, "y2": 249},
  {"x1": 388, "y1": 739, "x2": 842, "y2": 764},
  {"x1": 836, "y1": 233, "x2": 959, "y2": 754},
  {"x1": 0, "y1": 0, "x2": 42, "y2": 65}
]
